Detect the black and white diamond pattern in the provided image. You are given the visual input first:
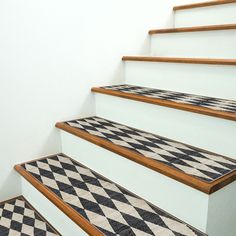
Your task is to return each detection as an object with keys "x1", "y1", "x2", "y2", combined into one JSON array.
[
  {"x1": 101, "y1": 84, "x2": 236, "y2": 114},
  {"x1": 22, "y1": 154, "x2": 205, "y2": 236},
  {"x1": 0, "y1": 196, "x2": 60, "y2": 236},
  {"x1": 66, "y1": 116, "x2": 236, "y2": 183}
]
